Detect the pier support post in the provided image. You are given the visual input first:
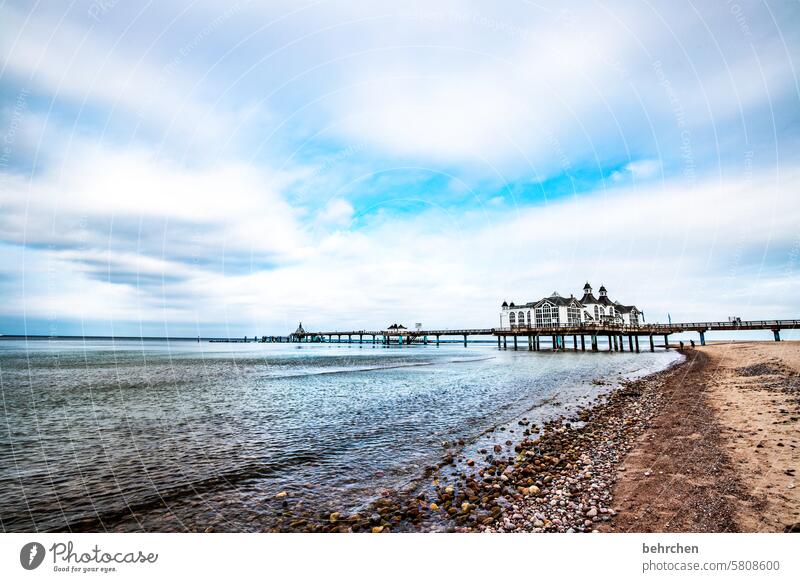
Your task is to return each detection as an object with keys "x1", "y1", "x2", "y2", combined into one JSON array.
[
  {"x1": 359, "y1": 334, "x2": 363, "y2": 344},
  {"x1": 580, "y1": 335, "x2": 585, "y2": 351},
  {"x1": 663, "y1": 334, "x2": 669, "y2": 349},
  {"x1": 436, "y1": 334, "x2": 440, "y2": 346},
  {"x1": 528, "y1": 335, "x2": 533, "y2": 351},
  {"x1": 635, "y1": 335, "x2": 640, "y2": 353},
  {"x1": 628, "y1": 335, "x2": 633, "y2": 351},
  {"x1": 503, "y1": 336, "x2": 507, "y2": 350},
  {"x1": 608, "y1": 334, "x2": 613, "y2": 352},
  {"x1": 551, "y1": 335, "x2": 557, "y2": 351},
  {"x1": 774, "y1": 329, "x2": 781, "y2": 342},
  {"x1": 463, "y1": 334, "x2": 468, "y2": 347},
  {"x1": 699, "y1": 330, "x2": 706, "y2": 346},
  {"x1": 497, "y1": 336, "x2": 501, "y2": 349},
  {"x1": 612, "y1": 335, "x2": 618, "y2": 351},
  {"x1": 619, "y1": 335, "x2": 624, "y2": 352},
  {"x1": 649, "y1": 335, "x2": 654, "y2": 352},
  {"x1": 573, "y1": 335, "x2": 577, "y2": 351},
  {"x1": 513, "y1": 336, "x2": 517, "y2": 351},
  {"x1": 591, "y1": 334, "x2": 598, "y2": 352}
]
